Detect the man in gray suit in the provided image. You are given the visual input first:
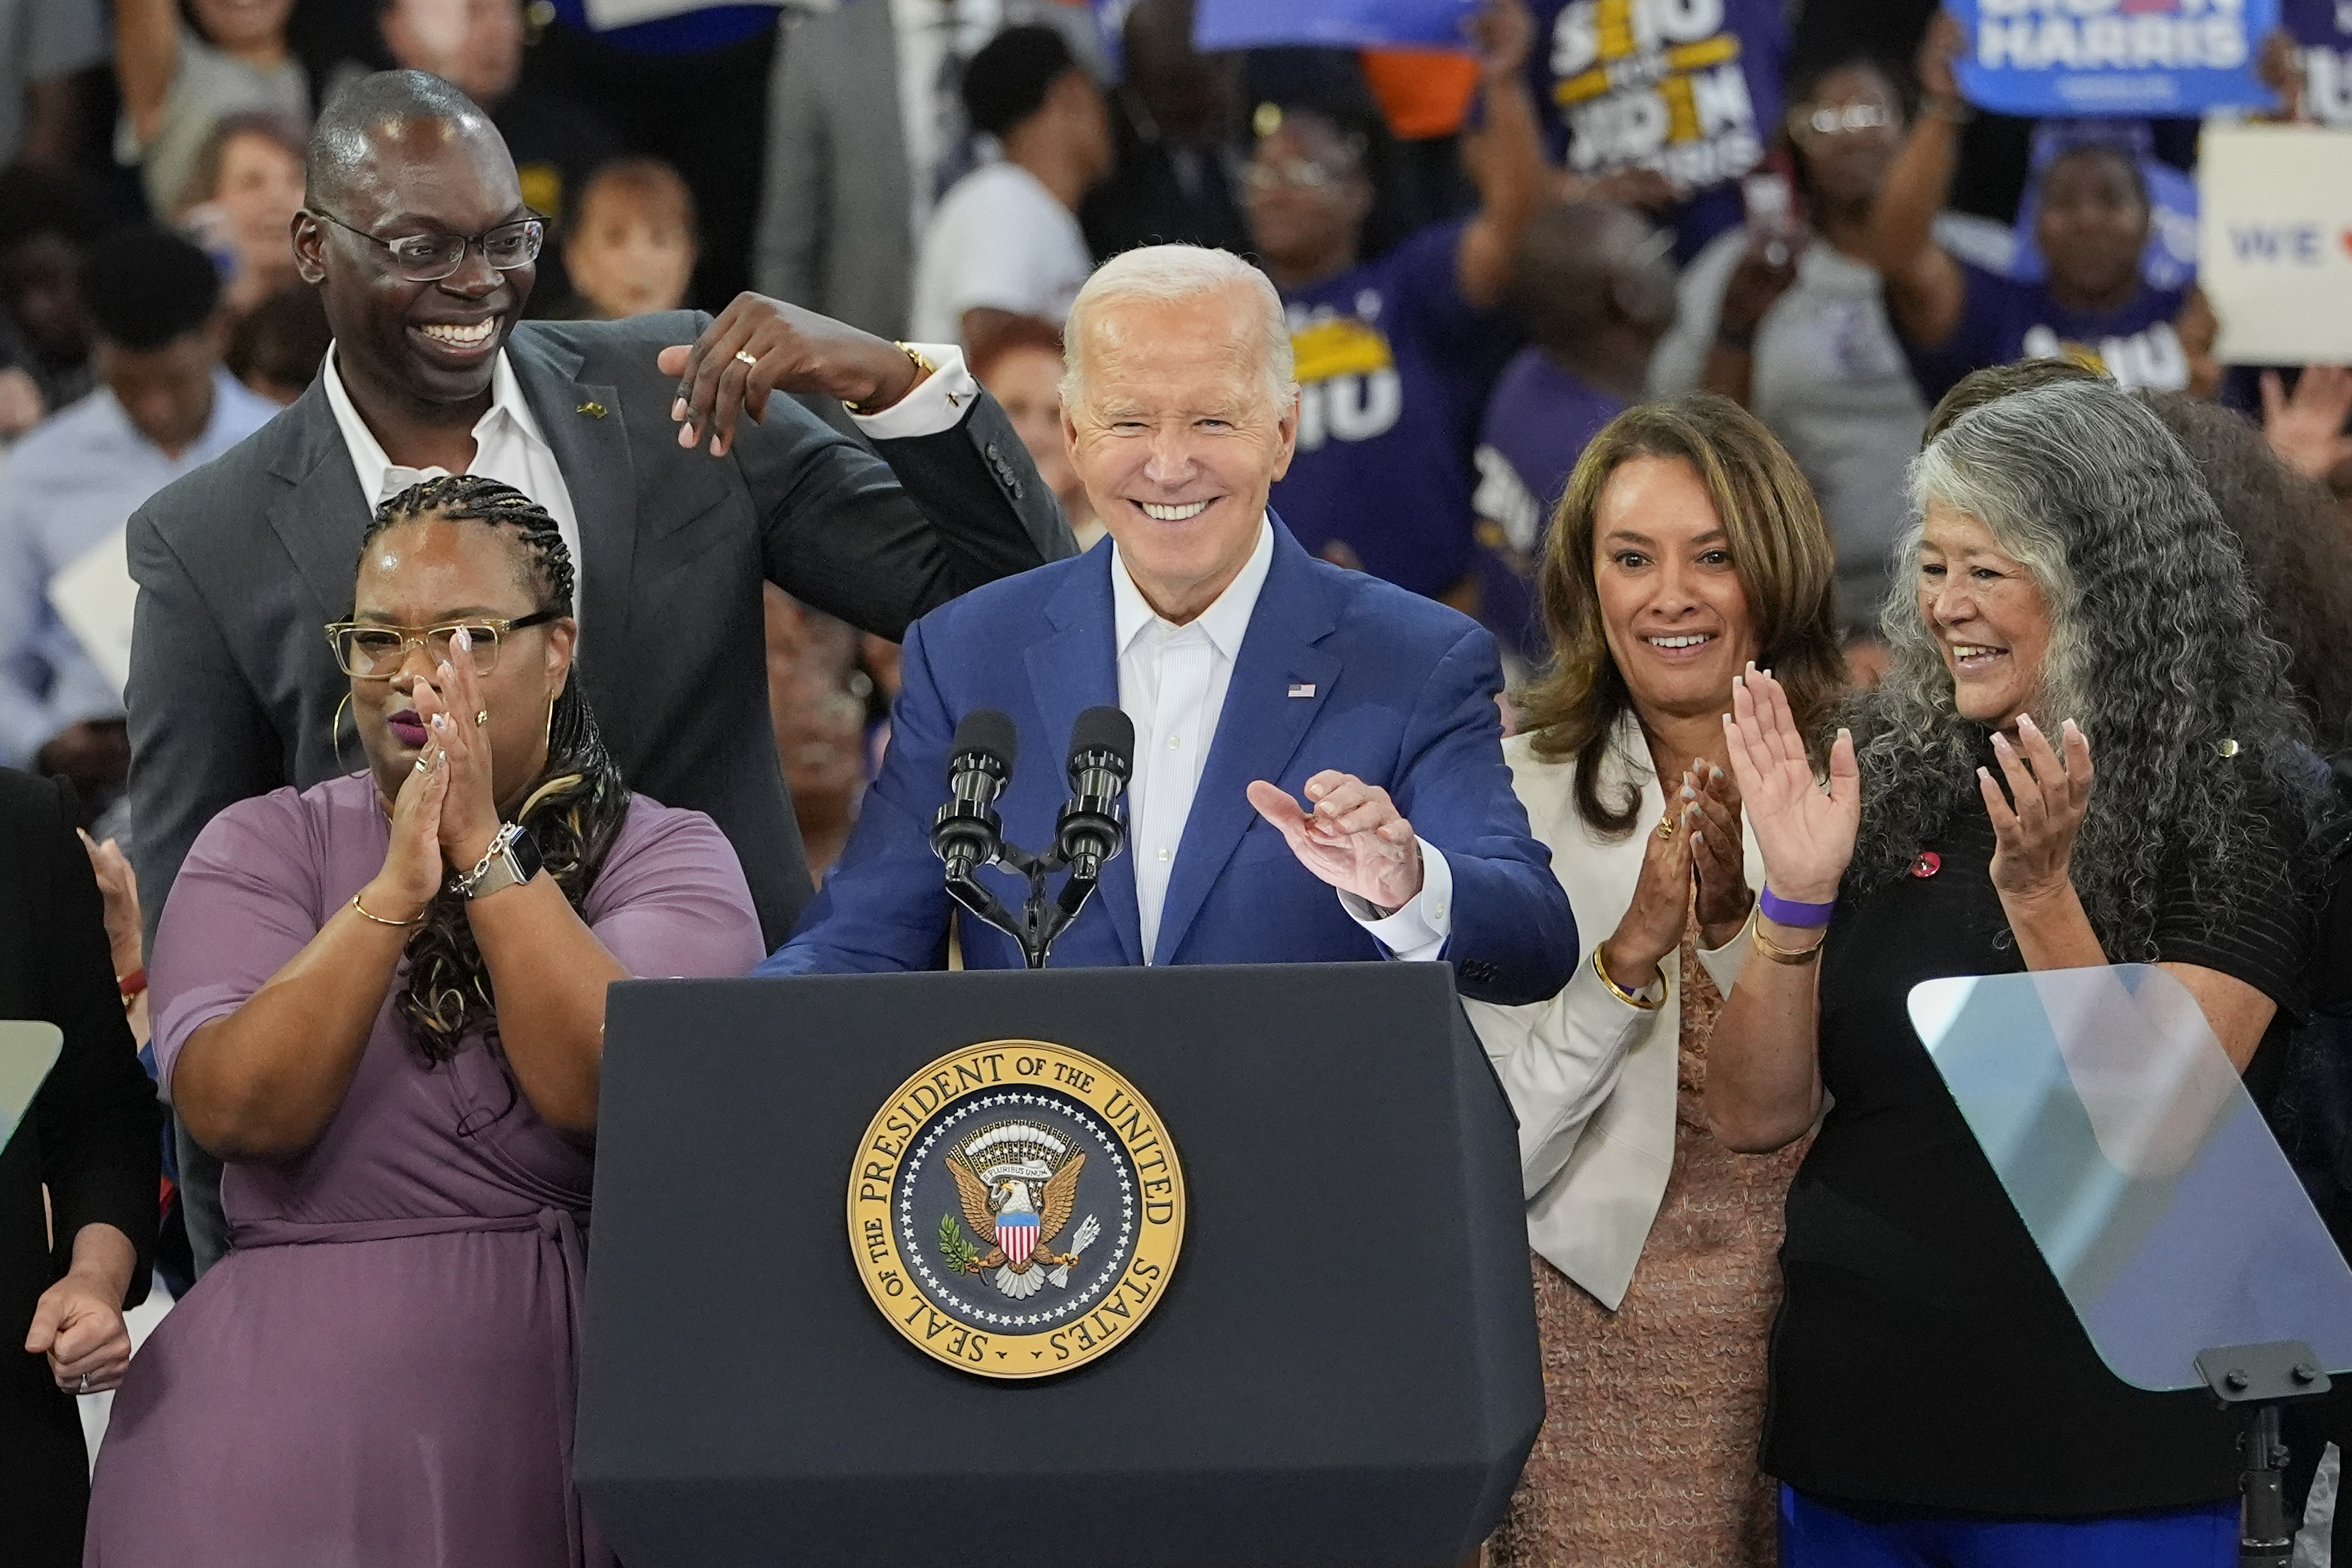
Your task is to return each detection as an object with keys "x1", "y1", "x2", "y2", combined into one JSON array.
[{"x1": 127, "y1": 71, "x2": 1071, "y2": 1269}]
